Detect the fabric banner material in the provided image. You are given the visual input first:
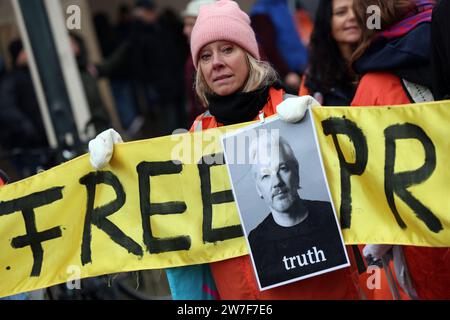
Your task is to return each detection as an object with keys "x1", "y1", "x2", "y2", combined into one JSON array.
[{"x1": 0, "y1": 100, "x2": 448, "y2": 297}]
